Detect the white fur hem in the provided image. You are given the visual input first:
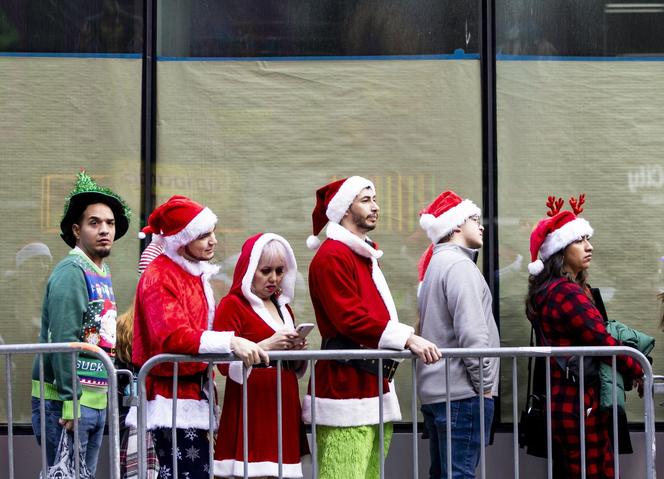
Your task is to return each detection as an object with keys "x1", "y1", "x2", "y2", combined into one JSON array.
[
  {"x1": 378, "y1": 321, "x2": 413, "y2": 350},
  {"x1": 214, "y1": 459, "x2": 303, "y2": 478},
  {"x1": 301, "y1": 390, "x2": 401, "y2": 426},
  {"x1": 198, "y1": 330, "x2": 233, "y2": 354},
  {"x1": 228, "y1": 361, "x2": 252, "y2": 384},
  {"x1": 124, "y1": 395, "x2": 217, "y2": 430},
  {"x1": 326, "y1": 176, "x2": 375, "y2": 224},
  {"x1": 540, "y1": 217, "x2": 593, "y2": 261},
  {"x1": 419, "y1": 199, "x2": 481, "y2": 244}
]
